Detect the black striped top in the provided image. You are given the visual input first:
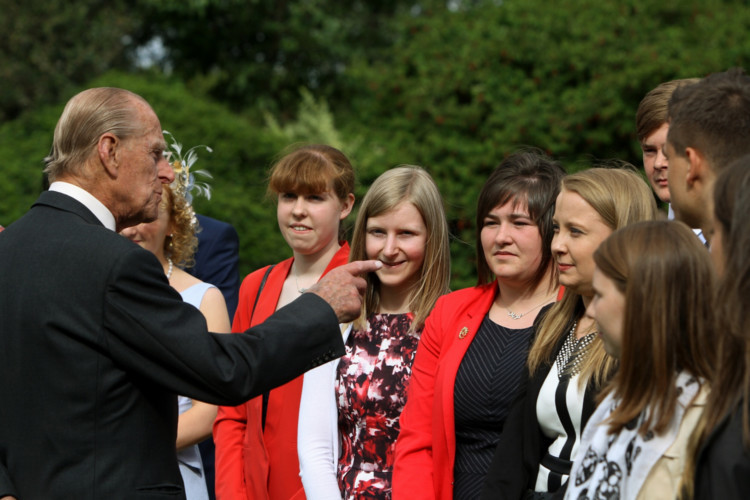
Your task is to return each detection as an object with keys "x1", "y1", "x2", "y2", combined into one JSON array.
[{"x1": 452, "y1": 315, "x2": 534, "y2": 499}]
